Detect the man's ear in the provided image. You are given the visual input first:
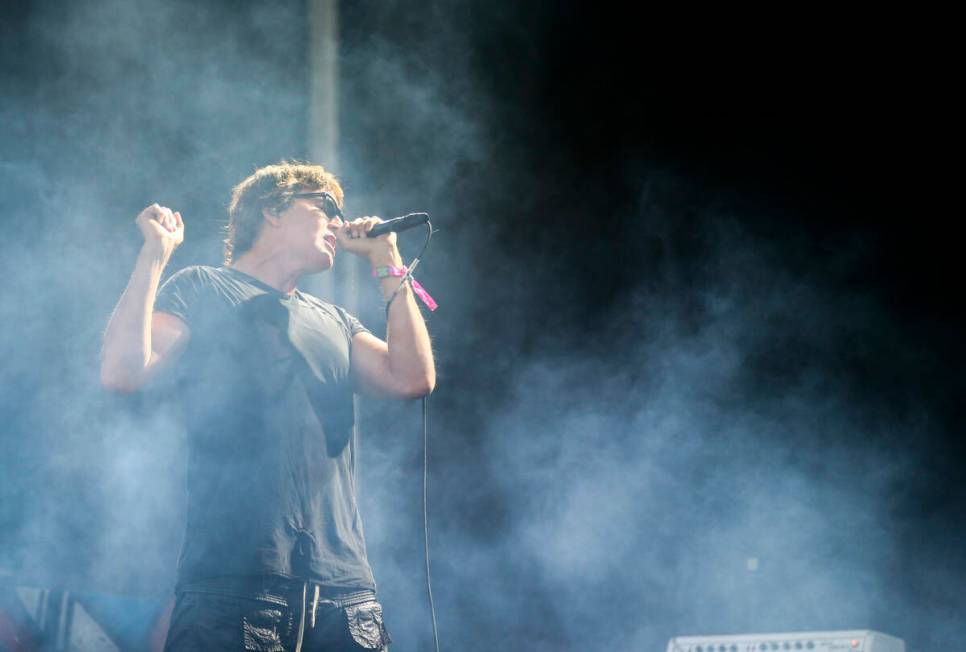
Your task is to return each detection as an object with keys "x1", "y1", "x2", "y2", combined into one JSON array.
[{"x1": 261, "y1": 206, "x2": 282, "y2": 227}]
